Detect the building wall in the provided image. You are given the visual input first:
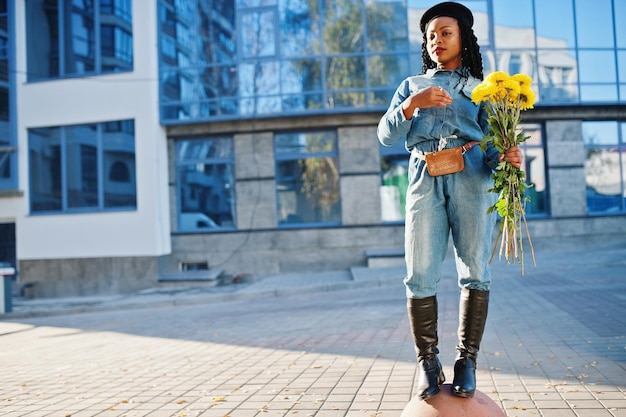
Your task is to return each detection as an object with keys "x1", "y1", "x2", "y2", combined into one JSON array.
[
  {"x1": 8, "y1": 1, "x2": 172, "y2": 297},
  {"x1": 162, "y1": 109, "x2": 626, "y2": 281},
  {"x1": 5, "y1": 2, "x2": 626, "y2": 298}
]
